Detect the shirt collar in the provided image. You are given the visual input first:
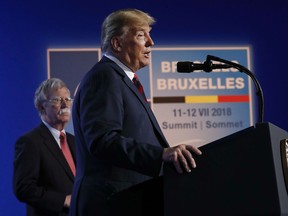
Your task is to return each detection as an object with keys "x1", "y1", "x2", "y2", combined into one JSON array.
[
  {"x1": 42, "y1": 120, "x2": 65, "y2": 143},
  {"x1": 104, "y1": 53, "x2": 134, "y2": 81}
]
